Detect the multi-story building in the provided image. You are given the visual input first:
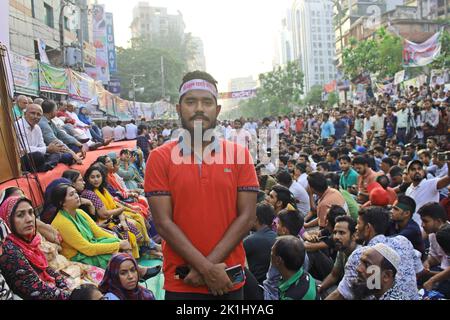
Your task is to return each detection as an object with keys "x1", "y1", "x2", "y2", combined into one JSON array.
[
  {"x1": 9, "y1": 0, "x2": 80, "y2": 66},
  {"x1": 188, "y1": 36, "x2": 206, "y2": 71},
  {"x1": 278, "y1": 9, "x2": 295, "y2": 66},
  {"x1": 291, "y1": 0, "x2": 337, "y2": 94},
  {"x1": 130, "y1": 2, "x2": 185, "y2": 42}
]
